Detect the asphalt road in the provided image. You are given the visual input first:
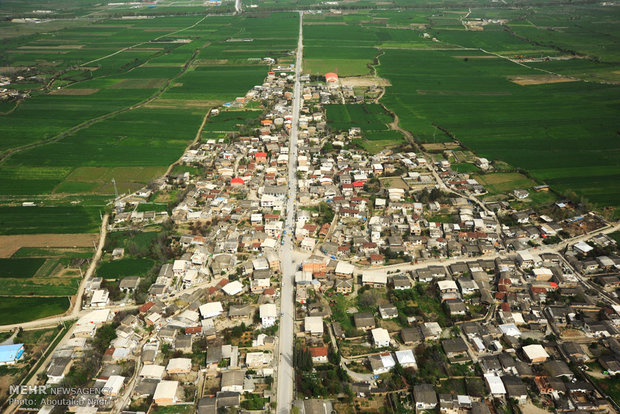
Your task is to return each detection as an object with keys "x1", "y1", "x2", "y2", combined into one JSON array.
[{"x1": 275, "y1": 11, "x2": 303, "y2": 414}]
